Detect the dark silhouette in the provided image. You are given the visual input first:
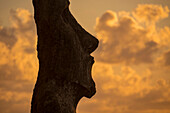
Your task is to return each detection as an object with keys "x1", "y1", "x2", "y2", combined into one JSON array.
[{"x1": 31, "y1": 0, "x2": 99, "y2": 113}]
